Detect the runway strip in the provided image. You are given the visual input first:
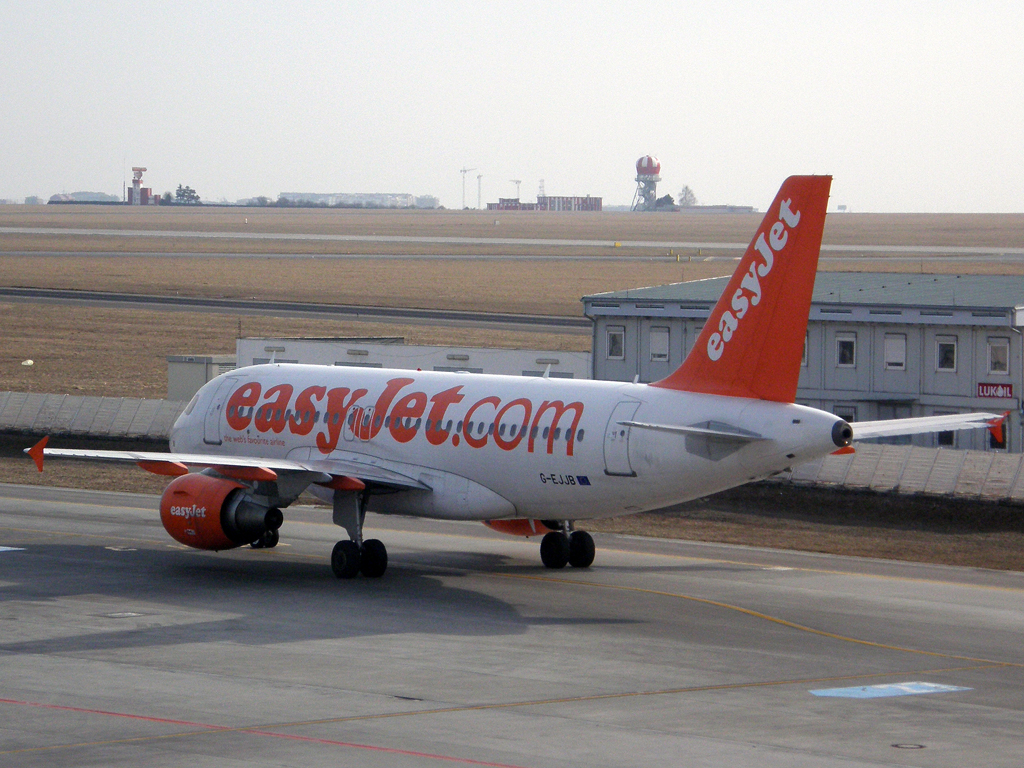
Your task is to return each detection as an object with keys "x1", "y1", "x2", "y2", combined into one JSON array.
[
  {"x1": 1, "y1": 483, "x2": 1022, "y2": 767},
  {"x1": 5, "y1": 225, "x2": 1024, "y2": 257}
]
